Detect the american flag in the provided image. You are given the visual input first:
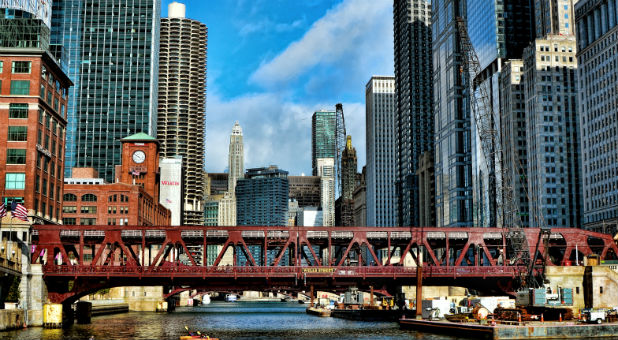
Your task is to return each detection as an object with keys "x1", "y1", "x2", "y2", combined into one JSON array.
[
  {"x1": 0, "y1": 203, "x2": 6, "y2": 219},
  {"x1": 10, "y1": 202, "x2": 29, "y2": 222}
]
